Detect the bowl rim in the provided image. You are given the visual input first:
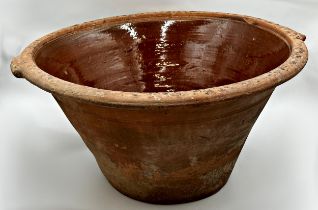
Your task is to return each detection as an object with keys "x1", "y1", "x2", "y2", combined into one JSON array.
[{"x1": 11, "y1": 11, "x2": 308, "y2": 107}]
